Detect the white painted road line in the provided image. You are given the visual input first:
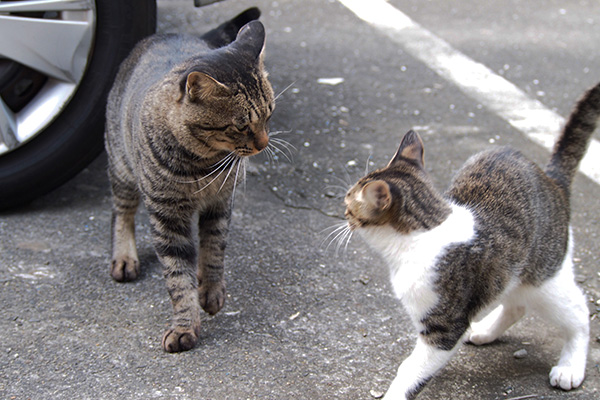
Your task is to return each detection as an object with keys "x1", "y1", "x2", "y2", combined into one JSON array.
[{"x1": 338, "y1": 0, "x2": 600, "y2": 185}]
